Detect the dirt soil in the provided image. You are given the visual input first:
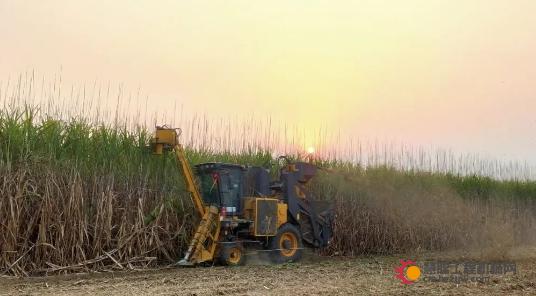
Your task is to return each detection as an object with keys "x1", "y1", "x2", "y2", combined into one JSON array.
[{"x1": 1, "y1": 249, "x2": 535, "y2": 296}]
